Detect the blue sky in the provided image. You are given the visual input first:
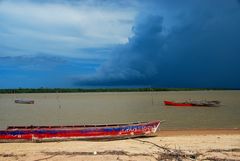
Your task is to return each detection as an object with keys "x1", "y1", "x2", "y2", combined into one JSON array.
[{"x1": 0, "y1": 0, "x2": 240, "y2": 88}]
